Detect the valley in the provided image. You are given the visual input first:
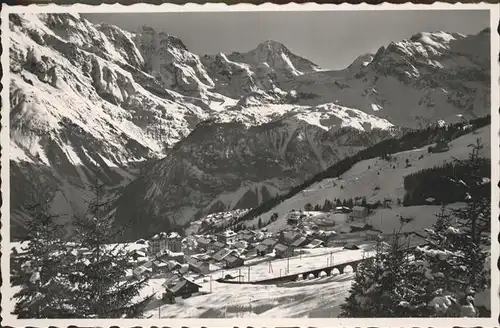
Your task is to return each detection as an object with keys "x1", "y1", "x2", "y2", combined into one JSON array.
[{"x1": 6, "y1": 9, "x2": 494, "y2": 321}]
